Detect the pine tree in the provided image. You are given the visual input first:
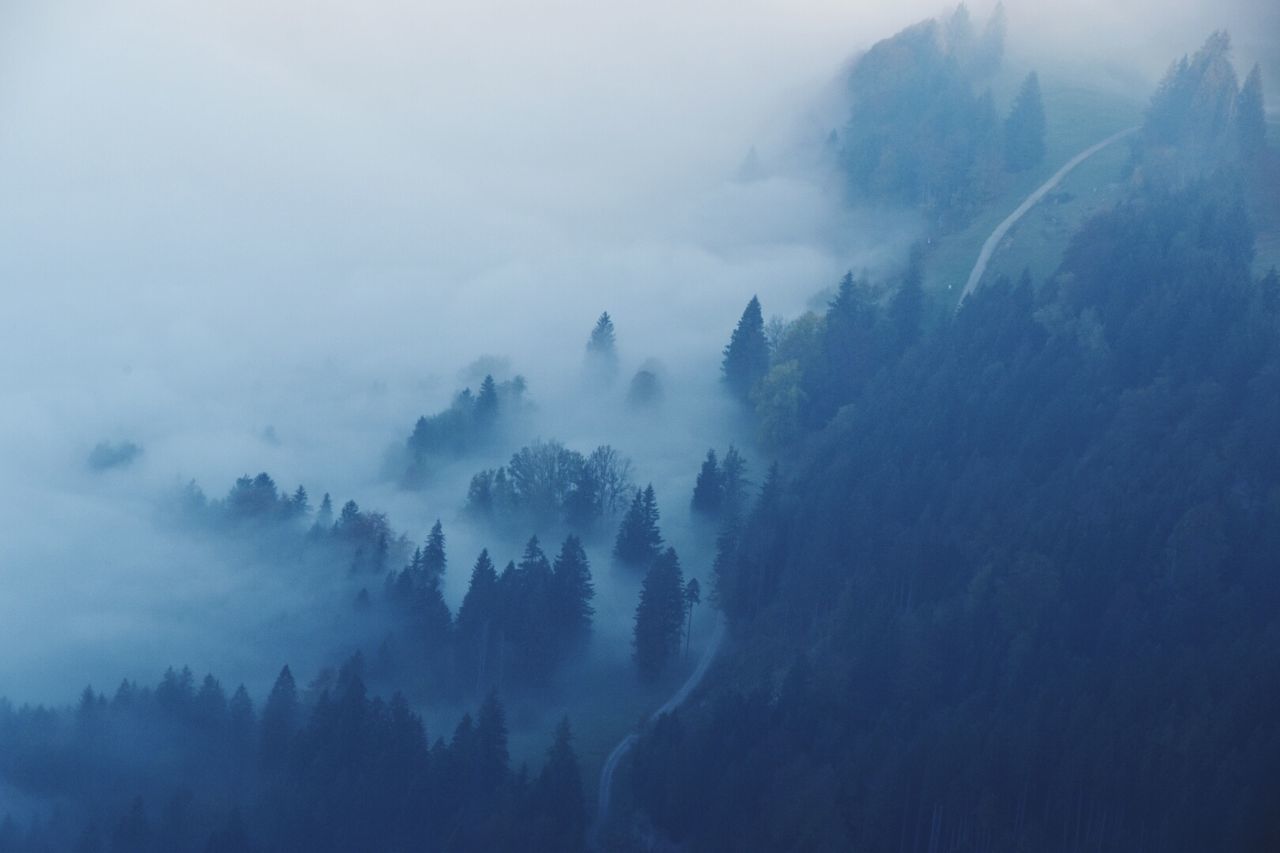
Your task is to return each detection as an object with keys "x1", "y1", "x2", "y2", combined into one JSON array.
[
  {"x1": 722, "y1": 296, "x2": 770, "y2": 404},
  {"x1": 531, "y1": 717, "x2": 587, "y2": 852},
  {"x1": 475, "y1": 692, "x2": 510, "y2": 797},
  {"x1": 457, "y1": 550, "x2": 501, "y2": 693},
  {"x1": 552, "y1": 535, "x2": 595, "y2": 651},
  {"x1": 585, "y1": 312, "x2": 619, "y2": 383},
  {"x1": 1004, "y1": 72, "x2": 1046, "y2": 171},
  {"x1": 614, "y1": 485, "x2": 663, "y2": 566},
  {"x1": 260, "y1": 665, "x2": 298, "y2": 769},
  {"x1": 421, "y1": 520, "x2": 446, "y2": 583},
  {"x1": 1236, "y1": 63, "x2": 1267, "y2": 161},
  {"x1": 691, "y1": 450, "x2": 723, "y2": 516},
  {"x1": 508, "y1": 537, "x2": 558, "y2": 681},
  {"x1": 633, "y1": 547, "x2": 687, "y2": 681},
  {"x1": 475, "y1": 375, "x2": 500, "y2": 432}
]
